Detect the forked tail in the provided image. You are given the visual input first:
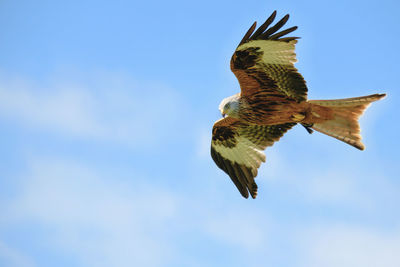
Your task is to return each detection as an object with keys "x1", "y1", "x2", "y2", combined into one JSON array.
[{"x1": 308, "y1": 93, "x2": 386, "y2": 150}]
